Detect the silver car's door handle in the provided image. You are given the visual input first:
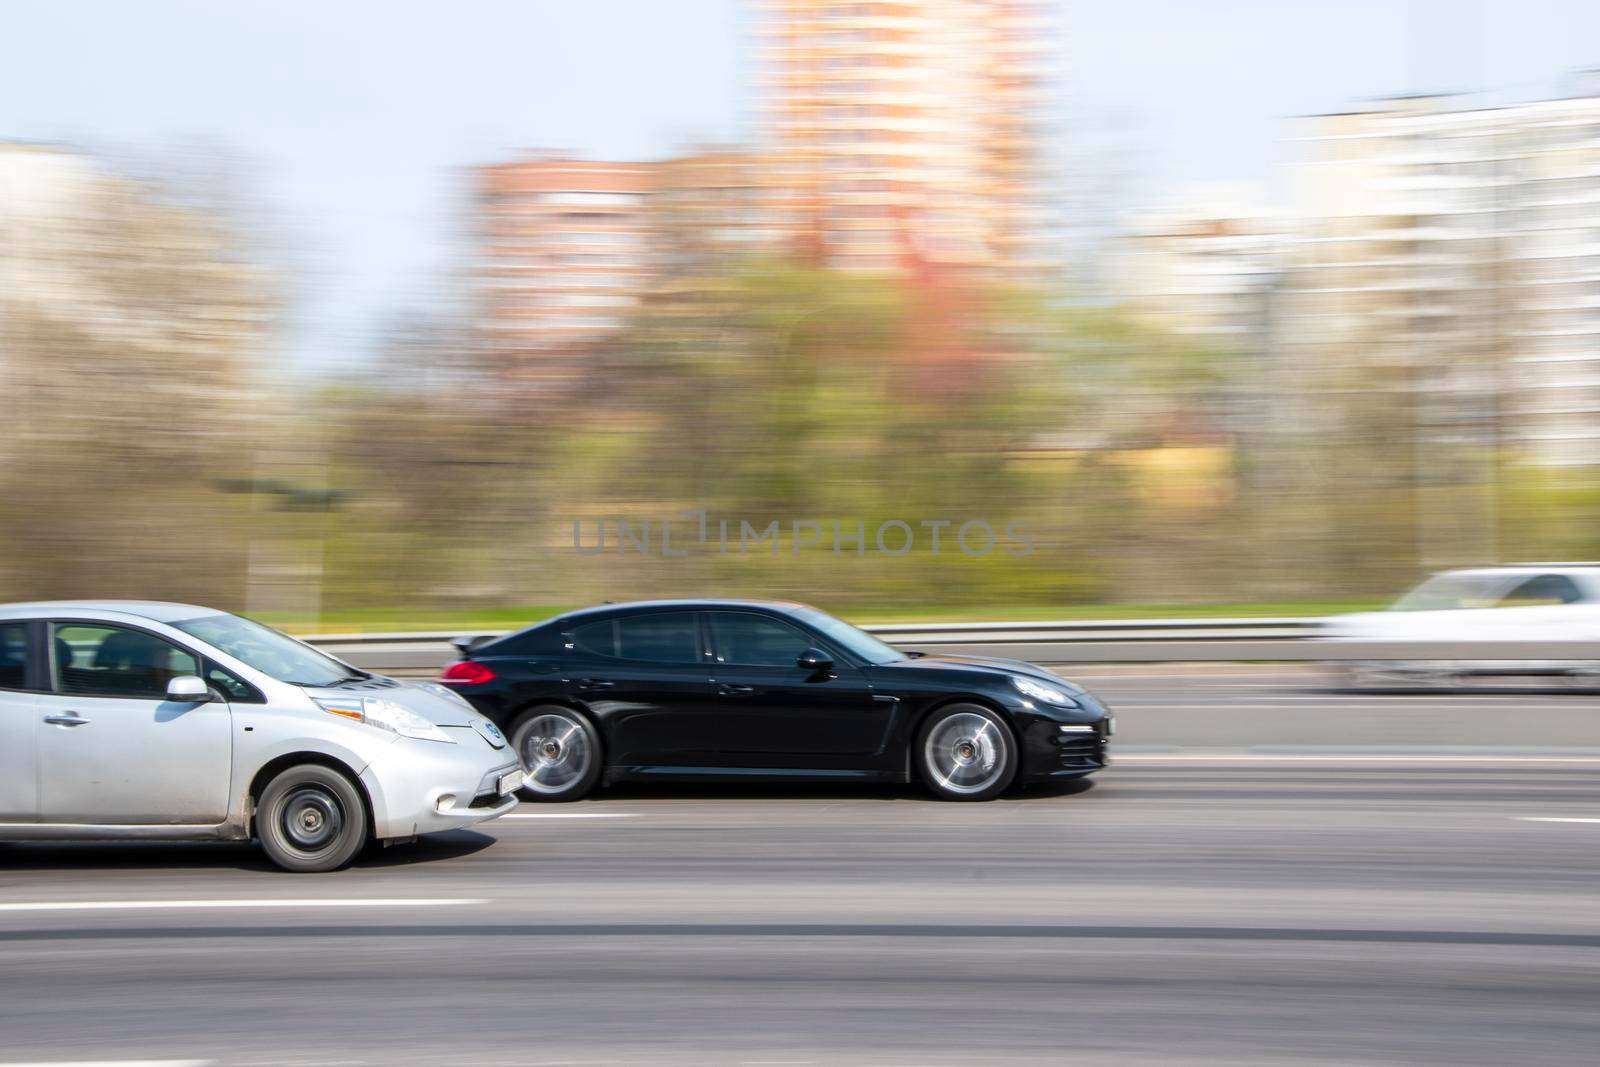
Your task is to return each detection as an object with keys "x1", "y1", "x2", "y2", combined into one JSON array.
[{"x1": 43, "y1": 713, "x2": 90, "y2": 727}]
